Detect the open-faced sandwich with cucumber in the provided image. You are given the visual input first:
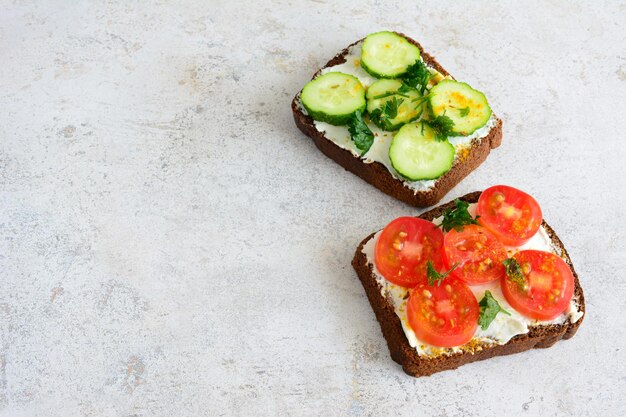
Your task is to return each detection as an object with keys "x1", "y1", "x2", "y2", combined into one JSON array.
[
  {"x1": 352, "y1": 186, "x2": 585, "y2": 377},
  {"x1": 292, "y1": 31, "x2": 502, "y2": 207}
]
